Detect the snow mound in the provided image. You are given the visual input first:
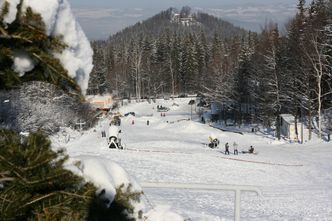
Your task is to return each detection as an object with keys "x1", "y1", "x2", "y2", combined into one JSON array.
[
  {"x1": 145, "y1": 205, "x2": 184, "y2": 221},
  {"x1": 79, "y1": 158, "x2": 141, "y2": 203},
  {"x1": 175, "y1": 120, "x2": 206, "y2": 133},
  {"x1": 12, "y1": 51, "x2": 35, "y2": 77},
  {"x1": 68, "y1": 157, "x2": 184, "y2": 220}
]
